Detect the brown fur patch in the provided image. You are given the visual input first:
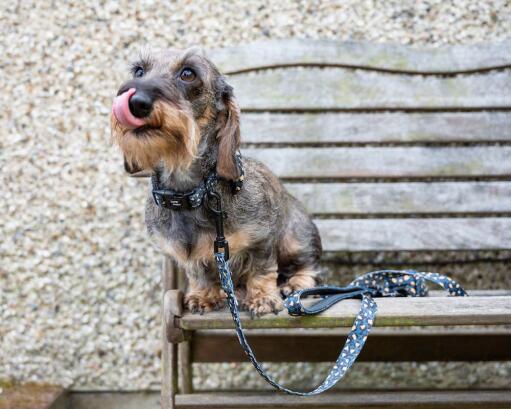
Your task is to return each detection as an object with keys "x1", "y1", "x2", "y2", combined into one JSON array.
[
  {"x1": 280, "y1": 268, "x2": 318, "y2": 297},
  {"x1": 227, "y1": 230, "x2": 251, "y2": 254},
  {"x1": 243, "y1": 271, "x2": 283, "y2": 316},
  {"x1": 185, "y1": 278, "x2": 226, "y2": 313},
  {"x1": 281, "y1": 233, "x2": 302, "y2": 255},
  {"x1": 111, "y1": 100, "x2": 199, "y2": 172},
  {"x1": 196, "y1": 104, "x2": 214, "y2": 129},
  {"x1": 153, "y1": 229, "x2": 251, "y2": 269}
]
